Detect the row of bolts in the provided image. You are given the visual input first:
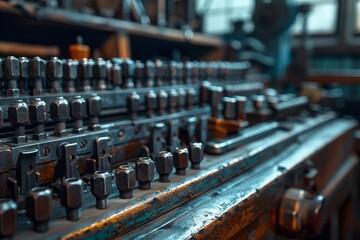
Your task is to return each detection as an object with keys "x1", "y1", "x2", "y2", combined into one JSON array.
[
  {"x1": 0, "y1": 143, "x2": 203, "y2": 236},
  {"x1": 0, "y1": 56, "x2": 249, "y2": 97}
]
